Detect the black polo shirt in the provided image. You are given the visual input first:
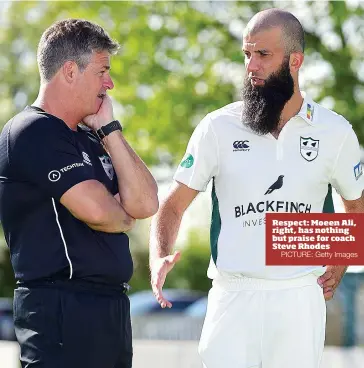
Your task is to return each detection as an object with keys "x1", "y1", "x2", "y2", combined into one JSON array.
[{"x1": 0, "y1": 106, "x2": 133, "y2": 284}]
